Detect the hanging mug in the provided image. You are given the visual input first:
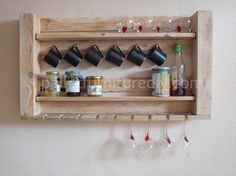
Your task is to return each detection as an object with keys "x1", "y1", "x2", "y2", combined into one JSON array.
[
  {"x1": 84, "y1": 44, "x2": 103, "y2": 66},
  {"x1": 64, "y1": 45, "x2": 83, "y2": 67},
  {"x1": 147, "y1": 44, "x2": 167, "y2": 66},
  {"x1": 106, "y1": 44, "x2": 125, "y2": 66},
  {"x1": 127, "y1": 44, "x2": 145, "y2": 66},
  {"x1": 44, "y1": 45, "x2": 62, "y2": 67}
]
